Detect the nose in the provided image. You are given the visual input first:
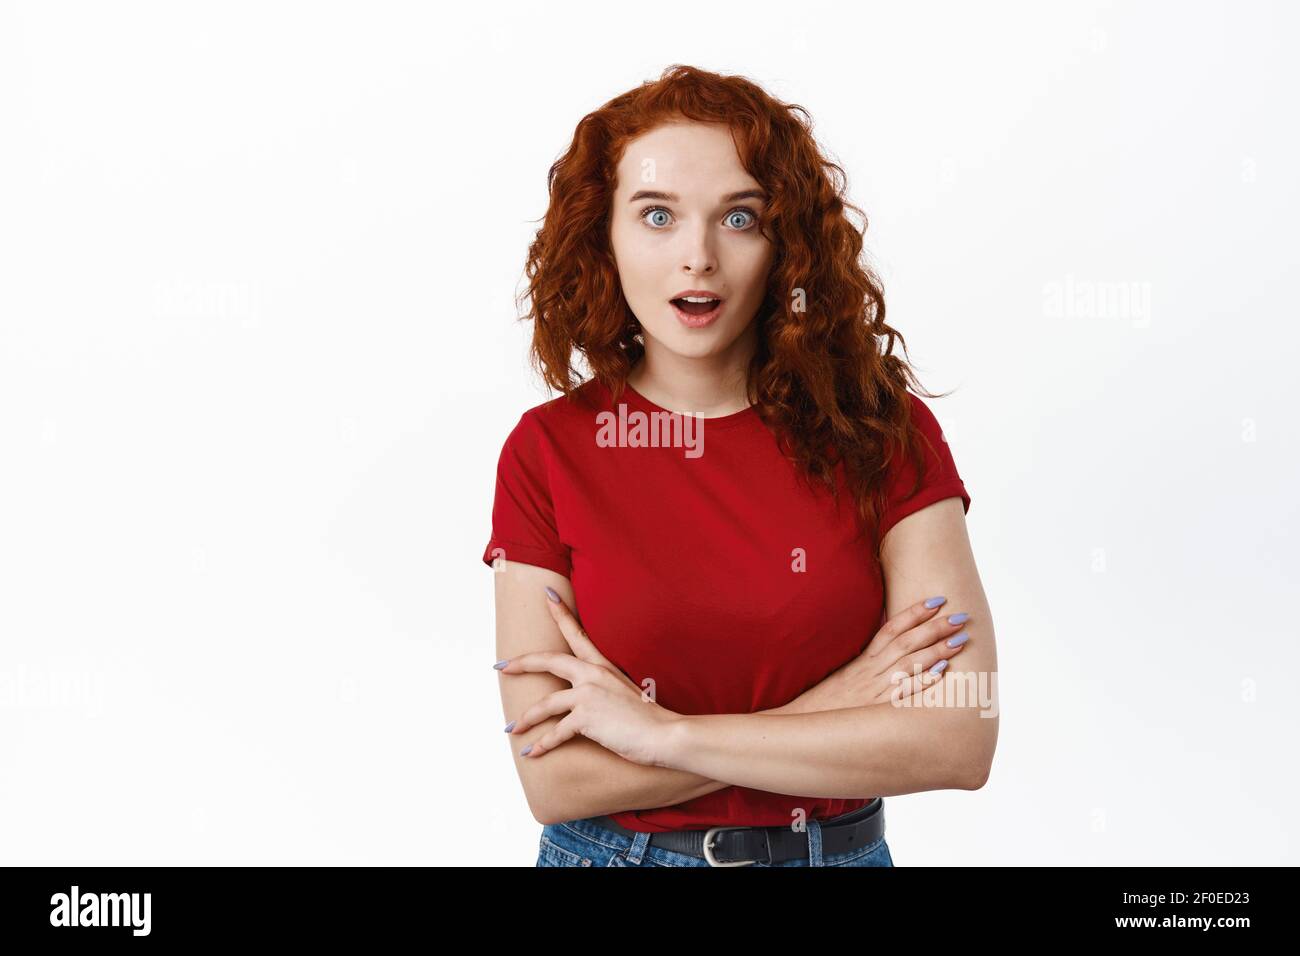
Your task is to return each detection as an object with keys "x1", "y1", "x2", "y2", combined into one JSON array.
[{"x1": 681, "y1": 225, "x2": 717, "y2": 275}]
